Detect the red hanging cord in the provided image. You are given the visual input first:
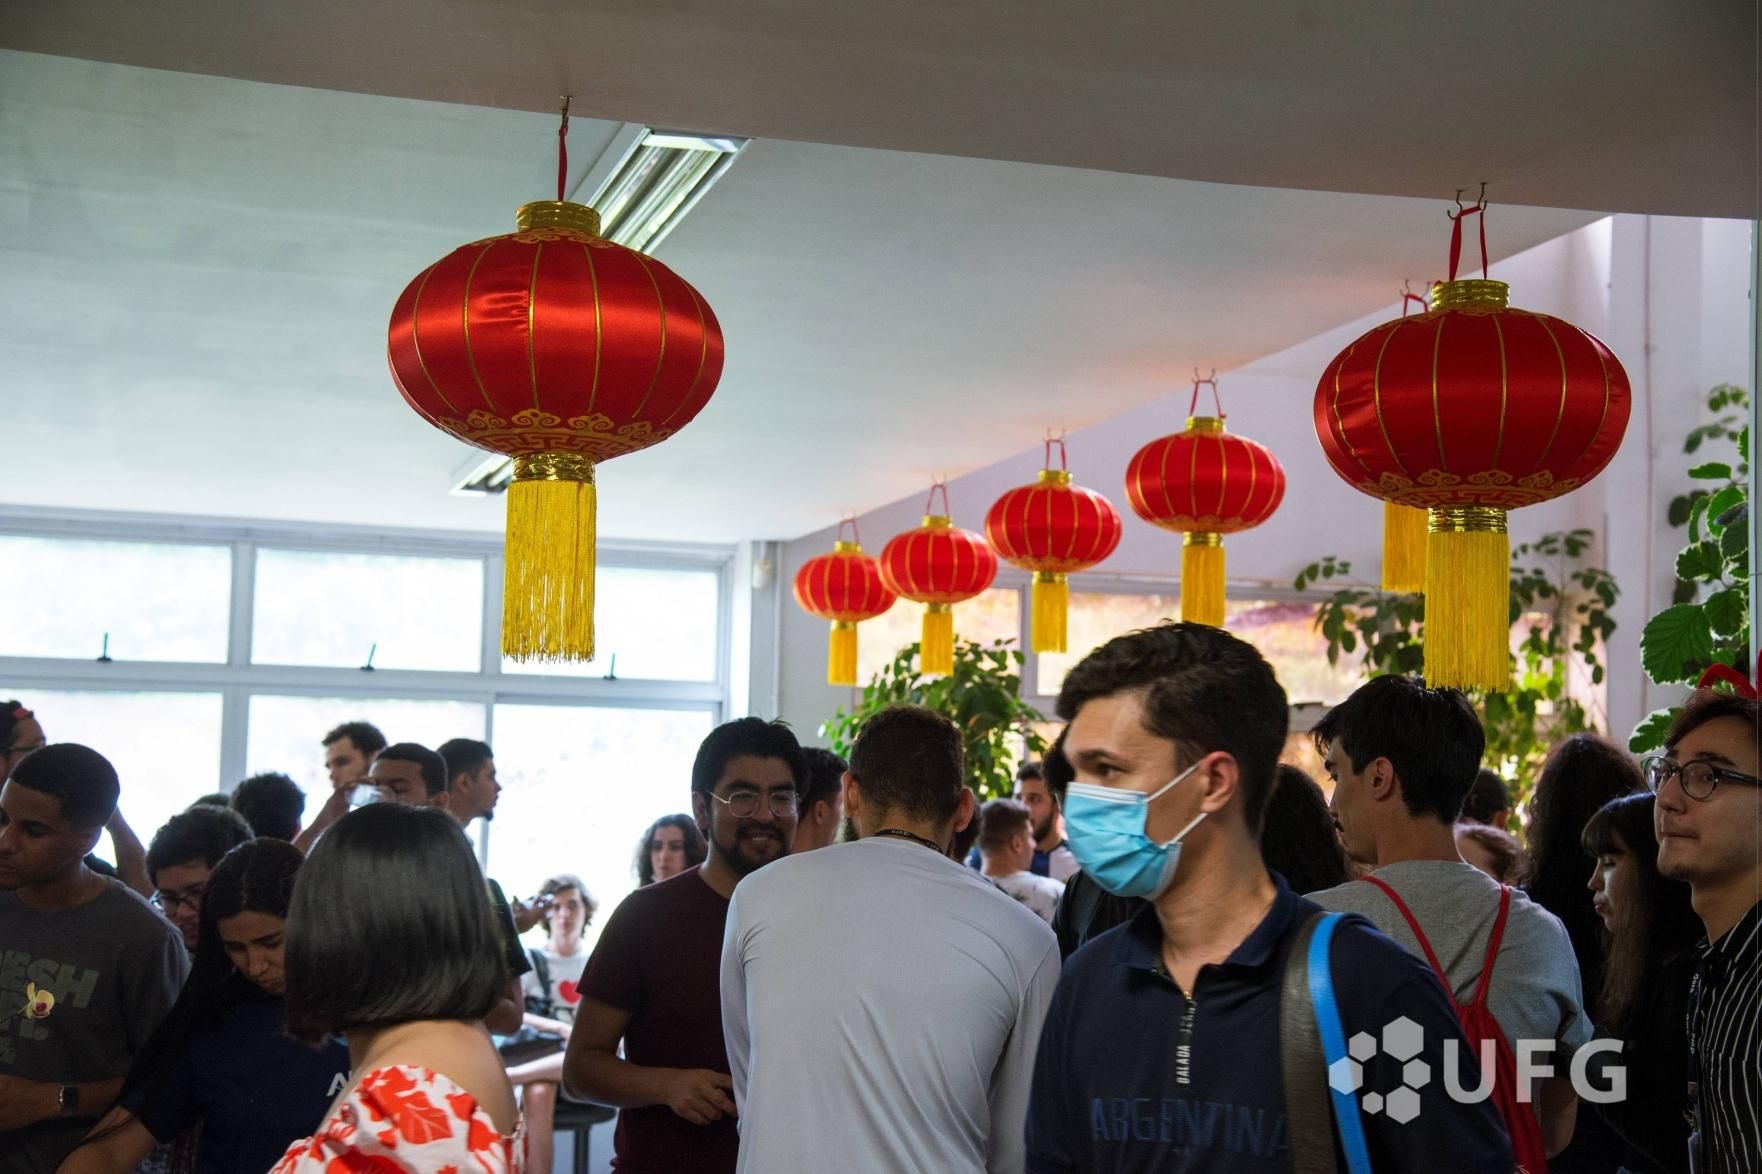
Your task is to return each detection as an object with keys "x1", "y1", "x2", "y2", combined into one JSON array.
[
  {"x1": 556, "y1": 96, "x2": 571, "y2": 203},
  {"x1": 1187, "y1": 370, "x2": 1224, "y2": 418},
  {"x1": 923, "y1": 481, "x2": 952, "y2": 517},
  {"x1": 1401, "y1": 281, "x2": 1429, "y2": 317},
  {"x1": 1447, "y1": 184, "x2": 1489, "y2": 282},
  {"x1": 836, "y1": 516, "x2": 862, "y2": 546},
  {"x1": 1044, "y1": 432, "x2": 1068, "y2": 472}
]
